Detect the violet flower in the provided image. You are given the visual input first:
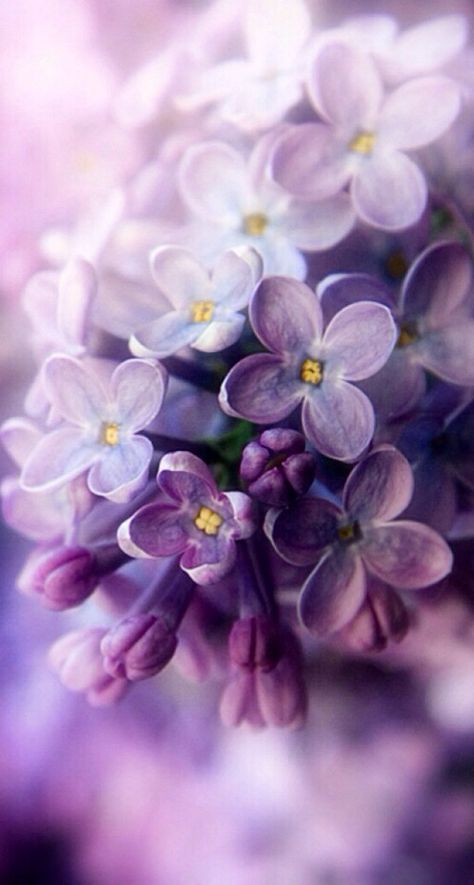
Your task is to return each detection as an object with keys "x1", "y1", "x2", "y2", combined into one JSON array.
[
  {"x1": 220, "y1": 276, "x2": 396, "y2": 461},
  {"x1": 265, "y1": 446, "x2": 453, "y2": 635},
  {"x1": 20, "y1": 355, "x2": 167, "y2": 503},
  {"x1": 240, "y1": 428, "x2": 316, "y2": 508},
  {"x1": 272, "y1": 41, "x2": 461, "y2": 229},
  {"x1": 129, "y1": 246, "x2": 262, "y2": 358},
  {"x1": 118, "y1": 451, "x2": 255, "y2": 585}
]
